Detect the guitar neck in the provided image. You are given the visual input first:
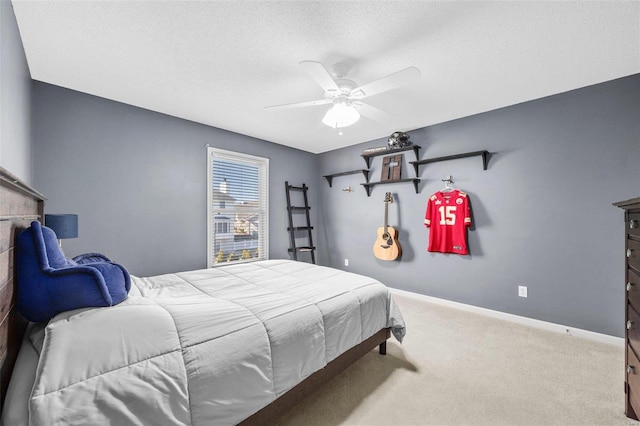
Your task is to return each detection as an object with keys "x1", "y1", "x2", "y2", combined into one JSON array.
[{"x1": 384, "y1": 201, "x2": 389, "y2": 233}]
